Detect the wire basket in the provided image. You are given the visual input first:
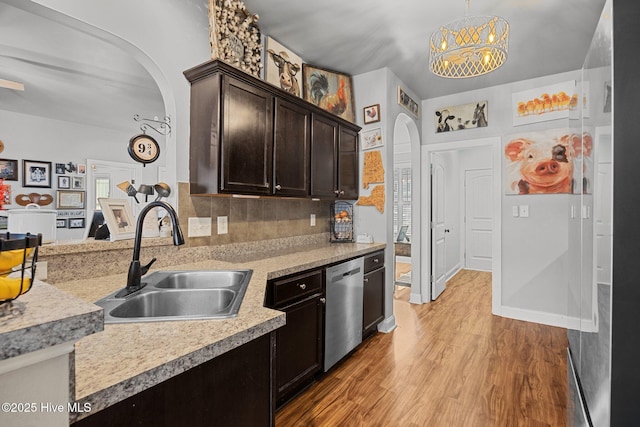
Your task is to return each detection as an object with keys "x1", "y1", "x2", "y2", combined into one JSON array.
[
  {"x1": 0, "y1": 232, "x2": 42, "y2": 306},
  {"x1": 330, "y1": 201, "x2": 354, "y2": 243}
]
